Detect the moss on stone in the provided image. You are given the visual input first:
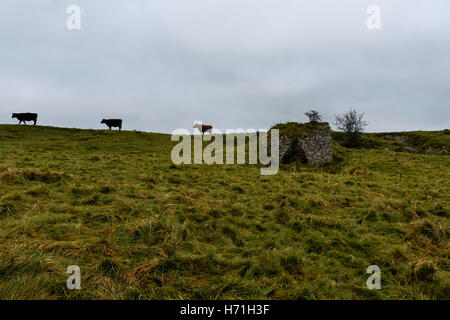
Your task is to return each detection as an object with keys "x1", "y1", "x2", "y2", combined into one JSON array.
[{"x1": 271, "y1": 121, "x2": 329, "y2": 136}]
